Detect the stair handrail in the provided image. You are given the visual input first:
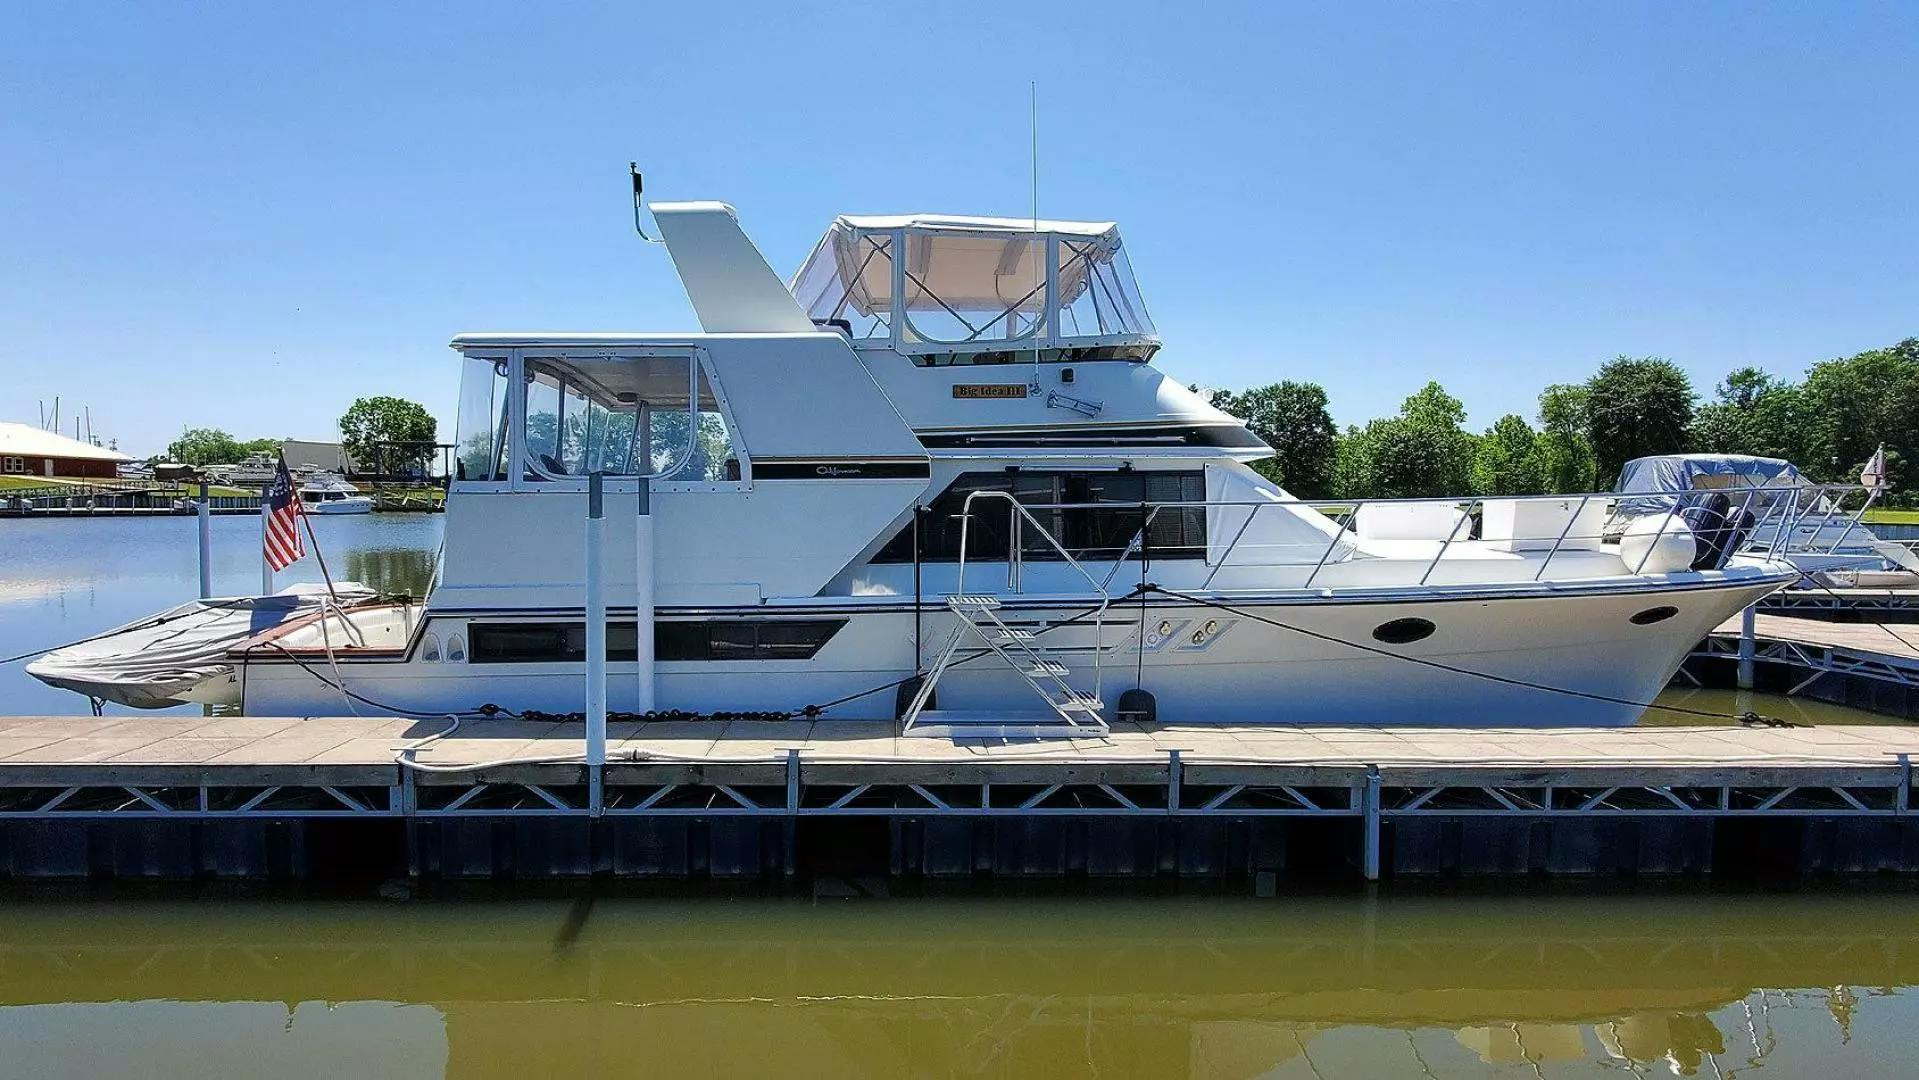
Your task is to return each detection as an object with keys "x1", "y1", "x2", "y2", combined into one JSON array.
[{"x1": 954, "y1": 489, "x2": 1114, "y2": 703}]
